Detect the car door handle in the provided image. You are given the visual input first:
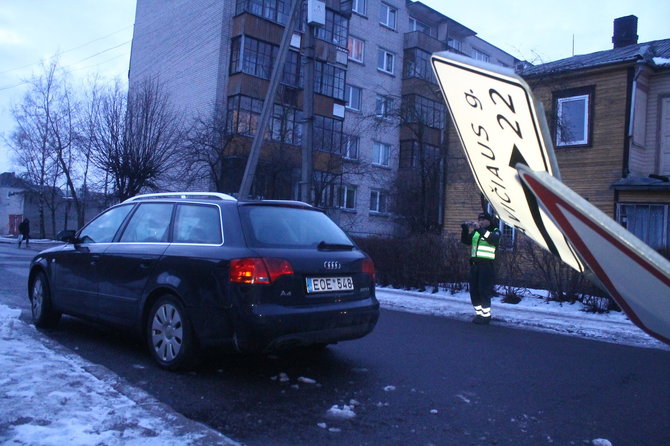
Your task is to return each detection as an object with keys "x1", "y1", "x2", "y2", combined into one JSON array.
[
  {"x1": 139, "y1": 257, "x2": 154, "y2": 269},
  {"x1": 90, "y1": 254, "x2": 101, "y2": 266}
]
